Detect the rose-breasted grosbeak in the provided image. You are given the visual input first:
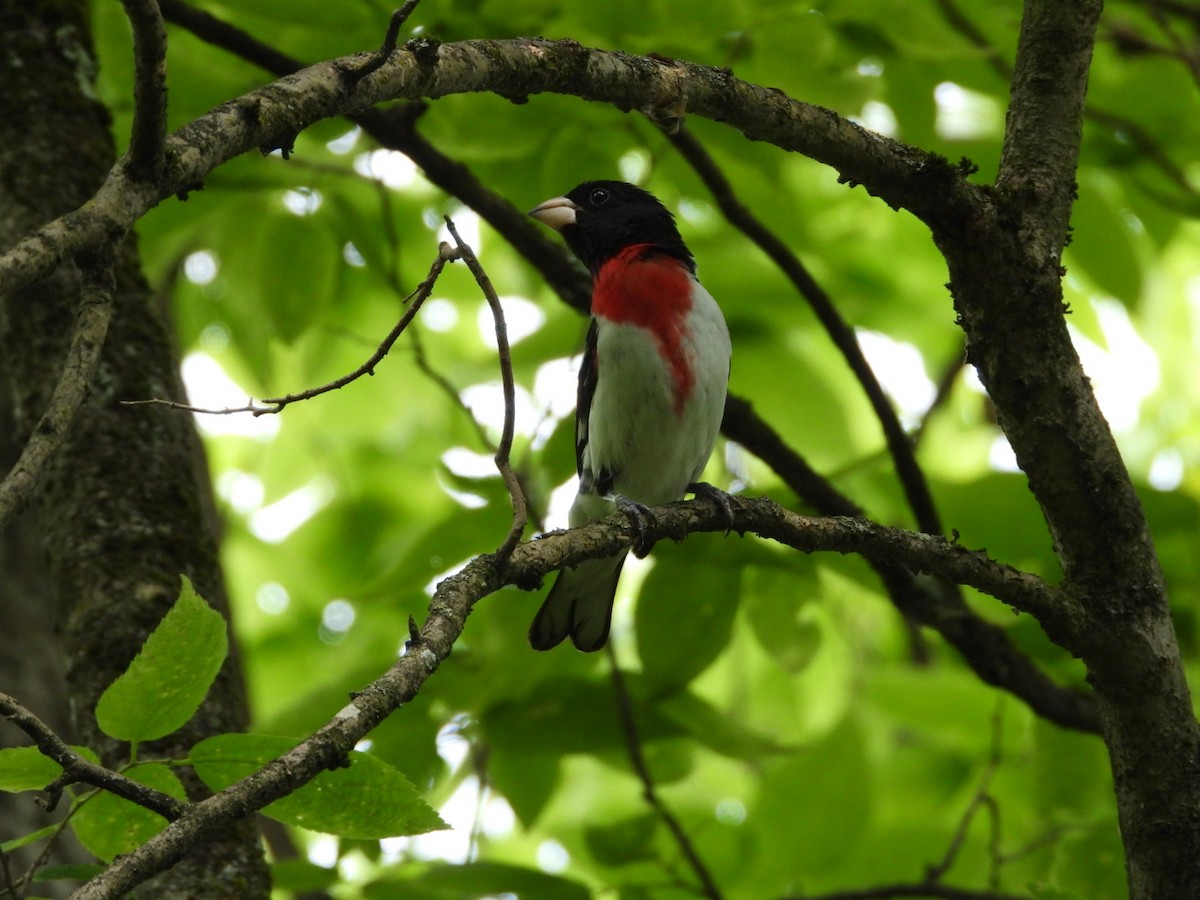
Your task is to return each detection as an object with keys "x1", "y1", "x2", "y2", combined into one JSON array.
[{"x1": 527, "y1": 180, "x2": 731, "y2": 651}]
